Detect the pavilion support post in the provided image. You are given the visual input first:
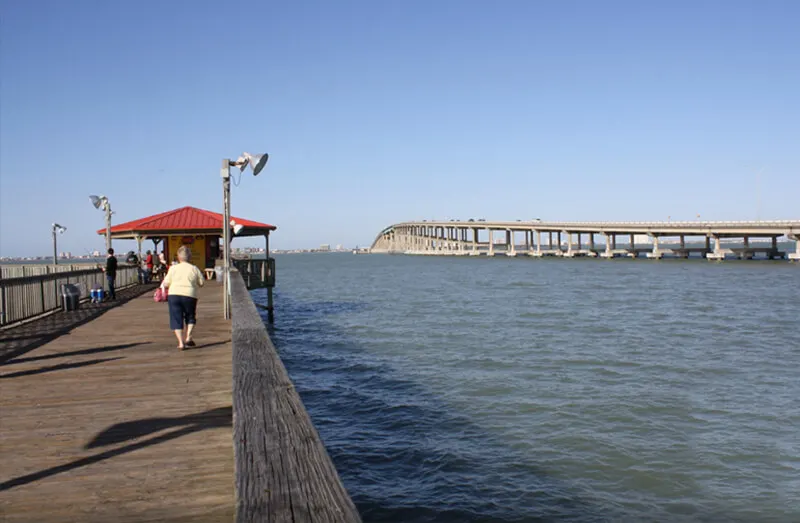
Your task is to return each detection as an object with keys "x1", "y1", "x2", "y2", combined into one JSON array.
[{"x1": 135, "y1": 235, "x2": 143, "y2": 283}]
